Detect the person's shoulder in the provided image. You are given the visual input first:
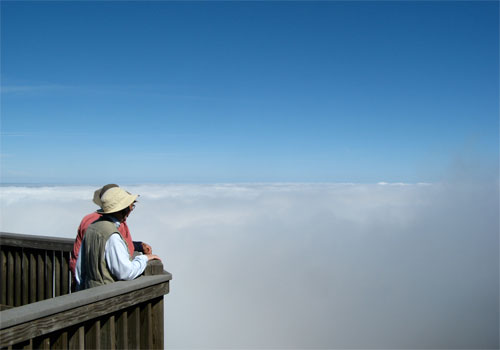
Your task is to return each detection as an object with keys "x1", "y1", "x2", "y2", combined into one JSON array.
[
  {"x1": 81, "y1": 212, "x2": 102, "y2": 225},
  {"x1": 78, "y1": 212, "x2": 102, "y2": 232},
  {"x1": 82, "y1": 212, "x2": 101, "y2": 222}
]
